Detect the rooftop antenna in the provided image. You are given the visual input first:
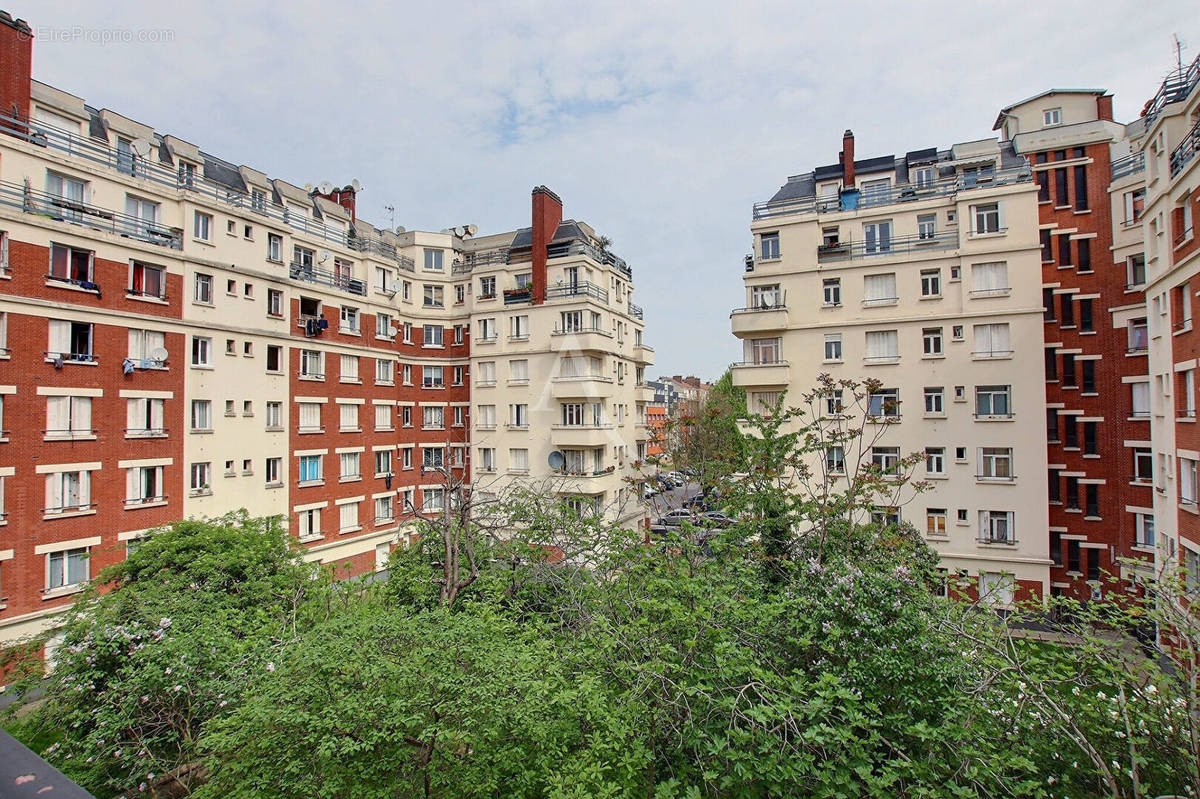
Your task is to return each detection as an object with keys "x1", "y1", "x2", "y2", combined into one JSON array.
[
  {"x1": 384, "y1": 204, "x2": 395, "y2": 229},
  {"x1": 1175, "y1": 34, "x2": 1186, "y2": 73}
]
